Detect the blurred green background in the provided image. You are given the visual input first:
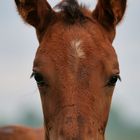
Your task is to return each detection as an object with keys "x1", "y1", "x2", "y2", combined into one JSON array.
[
  {"x1": 0, "y1": 106, "x2": 140, "y2": 140},
  {"x1": 106, "y1": 109, "x2": 140, "y2": 140}
]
